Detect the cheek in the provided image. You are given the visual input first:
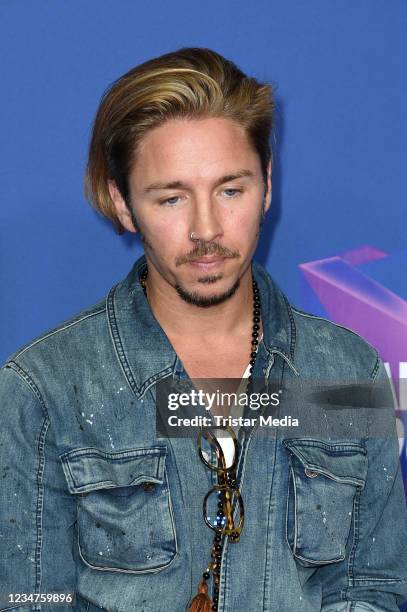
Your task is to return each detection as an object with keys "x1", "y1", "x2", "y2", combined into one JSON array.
[
  {"x1": 142, "y1": 214, "x2": 188, "y2": 250},
  {"x1": 225, "y1": 206, "x2": 261, "y2": 235}
]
